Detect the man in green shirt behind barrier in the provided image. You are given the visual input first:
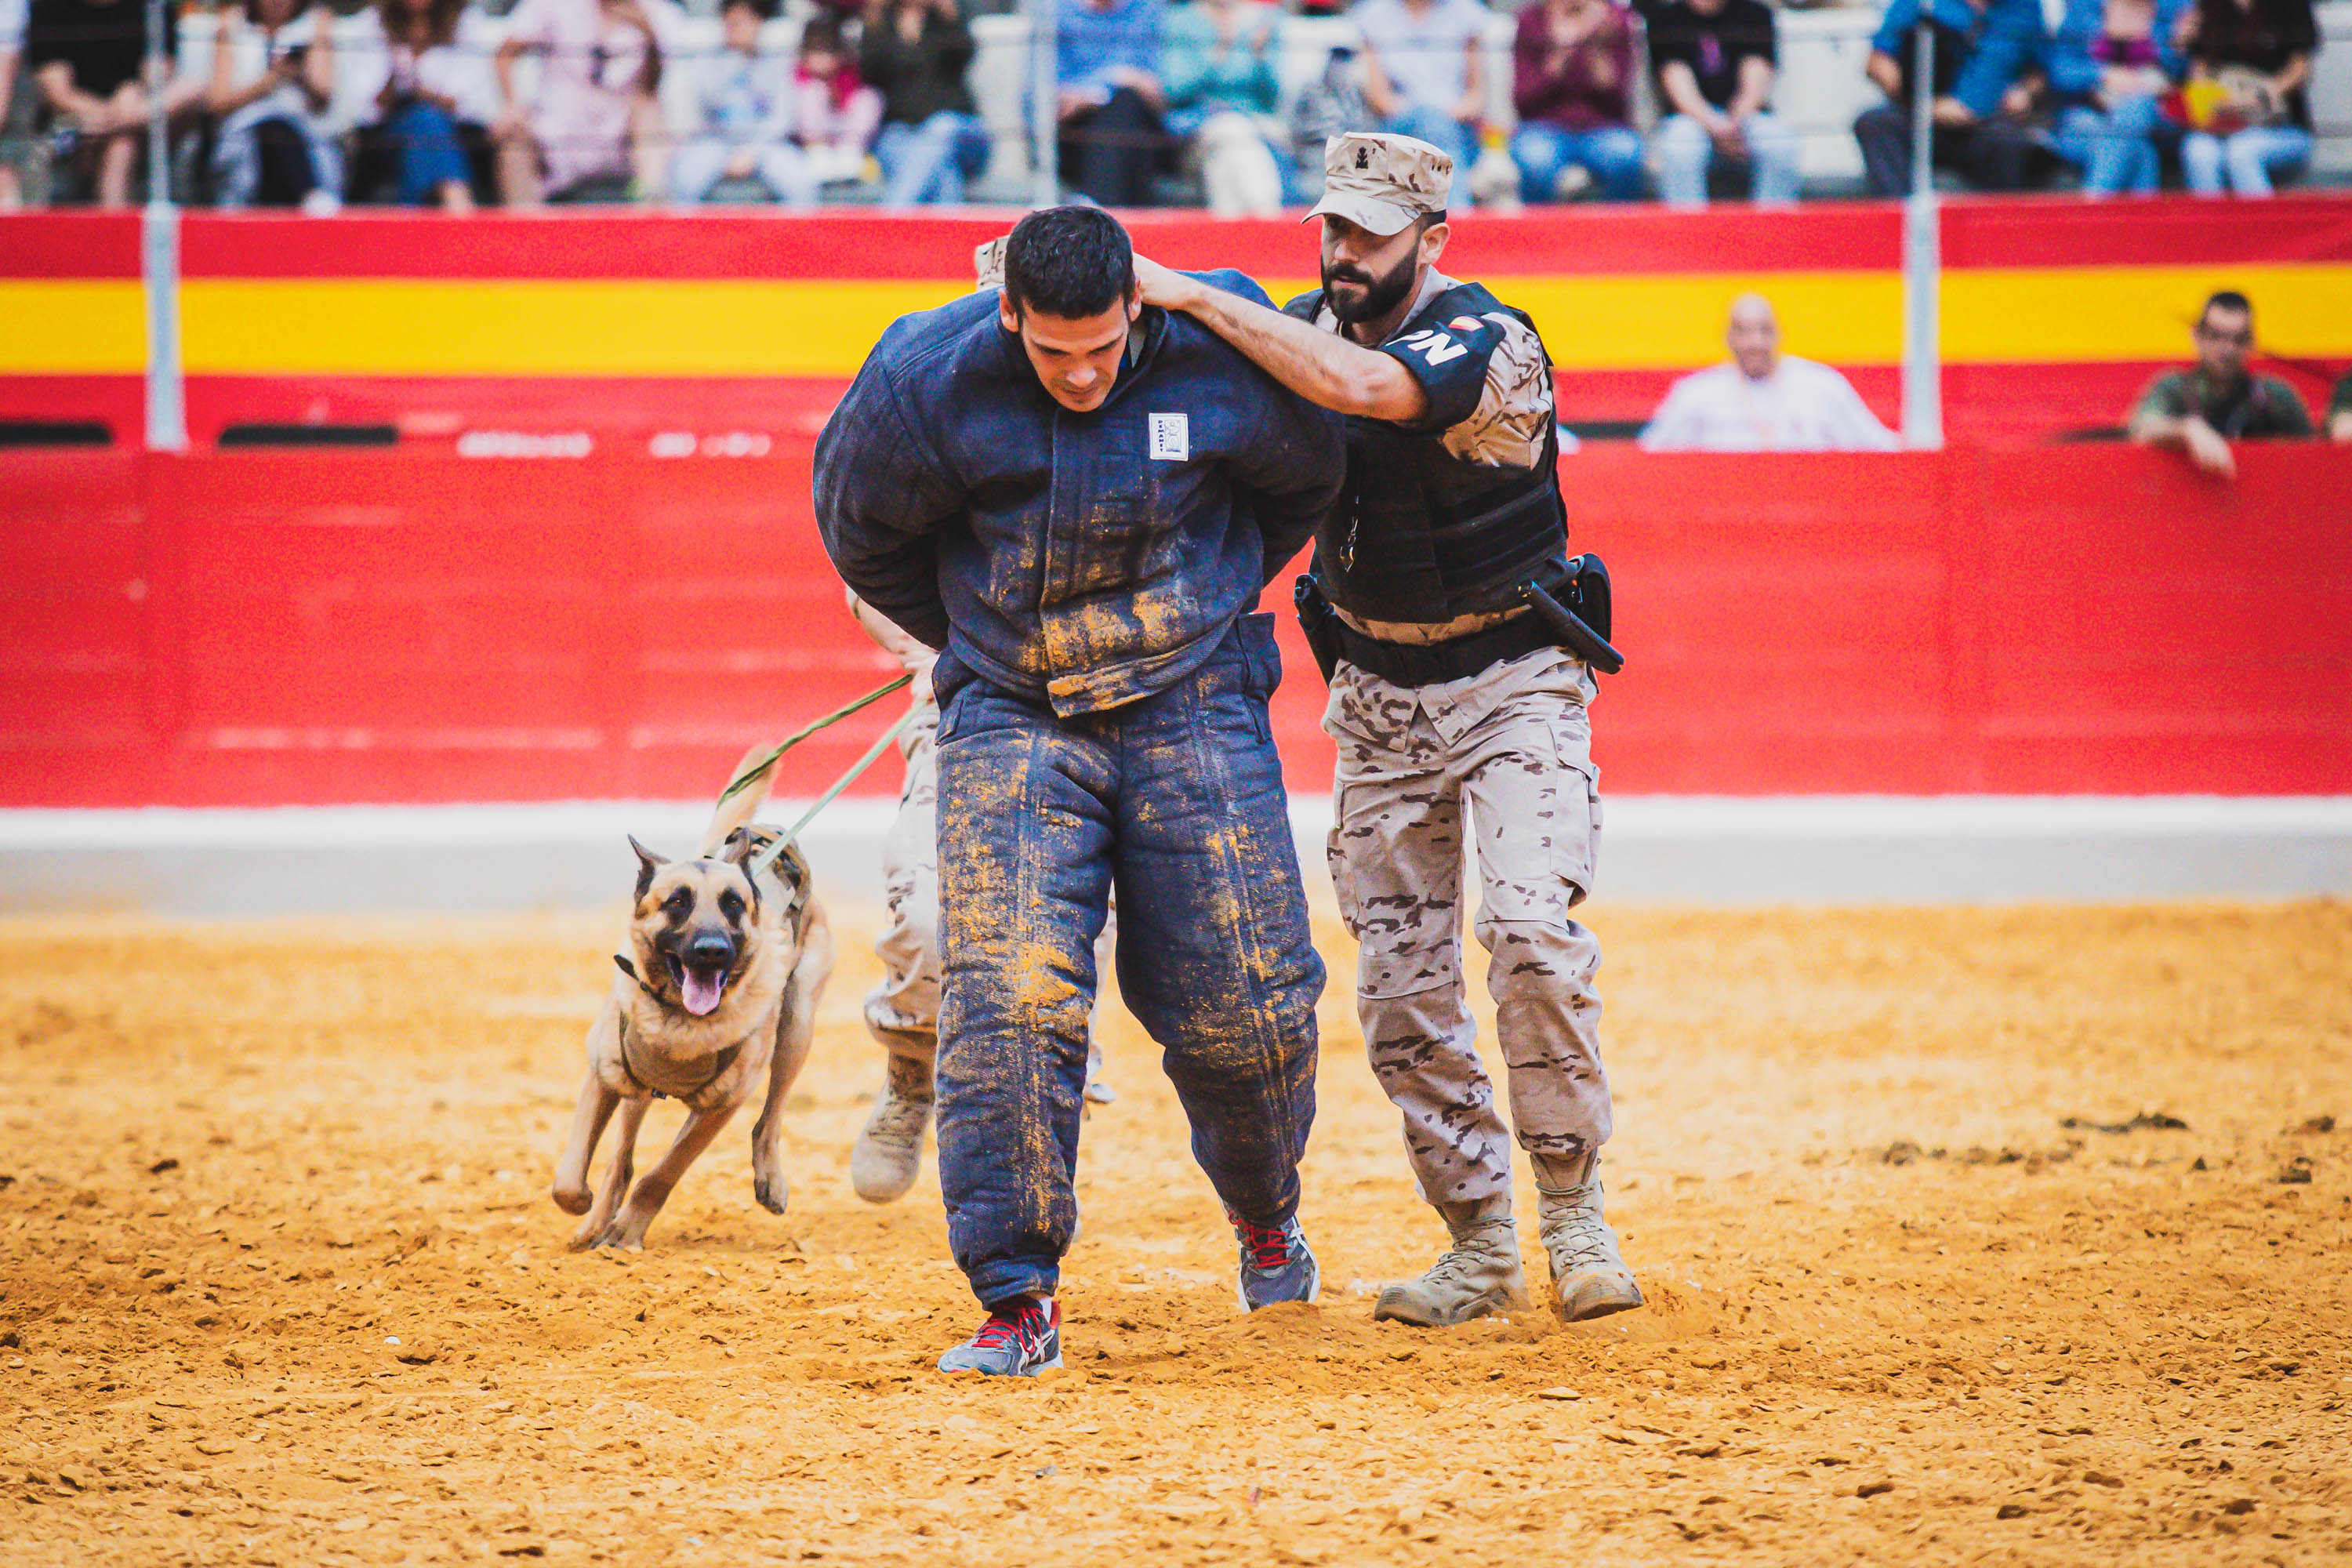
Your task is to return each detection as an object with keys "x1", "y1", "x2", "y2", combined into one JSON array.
[{"x1": 2128, "y1": 290, "x2": 2314, "y2": 478}]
